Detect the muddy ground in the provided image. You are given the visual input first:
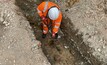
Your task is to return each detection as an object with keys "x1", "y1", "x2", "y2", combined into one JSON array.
[
  {"x1": 15, "y1": 0, "x2": 91, "y2": 65},
  {"x1": 0, "y1": 0, "x2": 90, "y2": 65},
  {"x1": 17, "y1": 0, "x2": 107, "y2": 65},
  {"x1": 1, "y1": 0, "x2": 107, "y2": 65},
  {"x1": 31, "y1": 22, "x2": 91, "y2": 65}
]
